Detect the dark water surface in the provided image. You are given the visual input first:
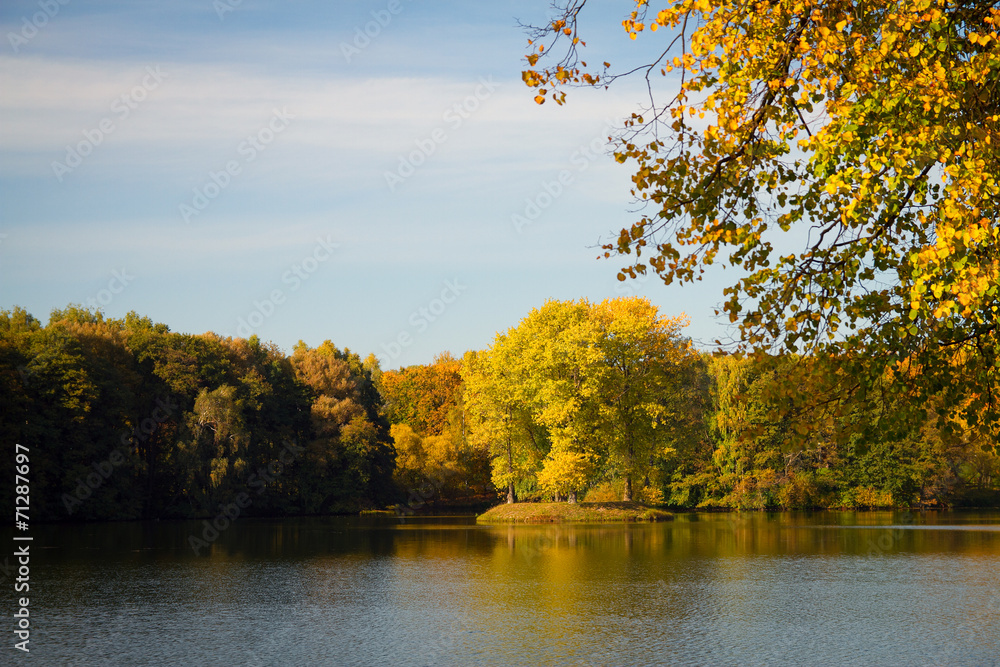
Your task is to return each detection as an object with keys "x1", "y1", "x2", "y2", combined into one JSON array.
[{"x1": 15, "y1": 511, "x2": 1000, "y2": 666}]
